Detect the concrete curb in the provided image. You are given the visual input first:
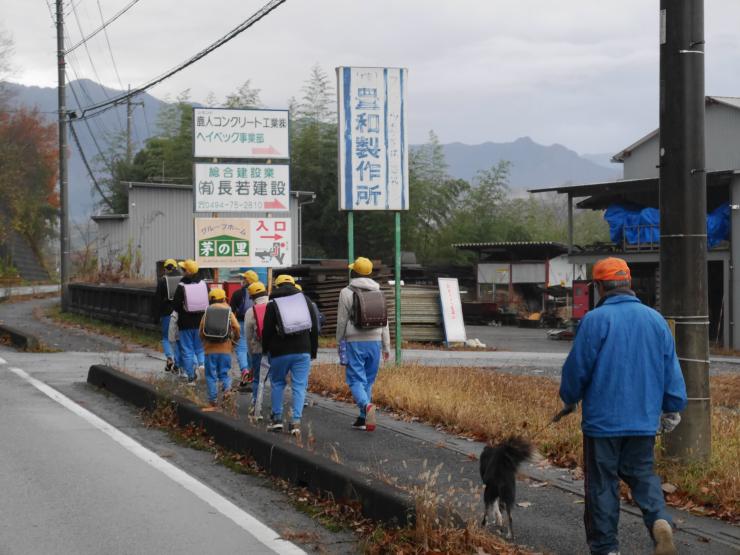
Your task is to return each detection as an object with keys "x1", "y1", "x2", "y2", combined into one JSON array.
[
  {"x1": 87, "y1": 364, "x2": 414, "y2": 527},
  {"x1": 0, "y1": 323, "x2": 41, "y2": 351}
]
